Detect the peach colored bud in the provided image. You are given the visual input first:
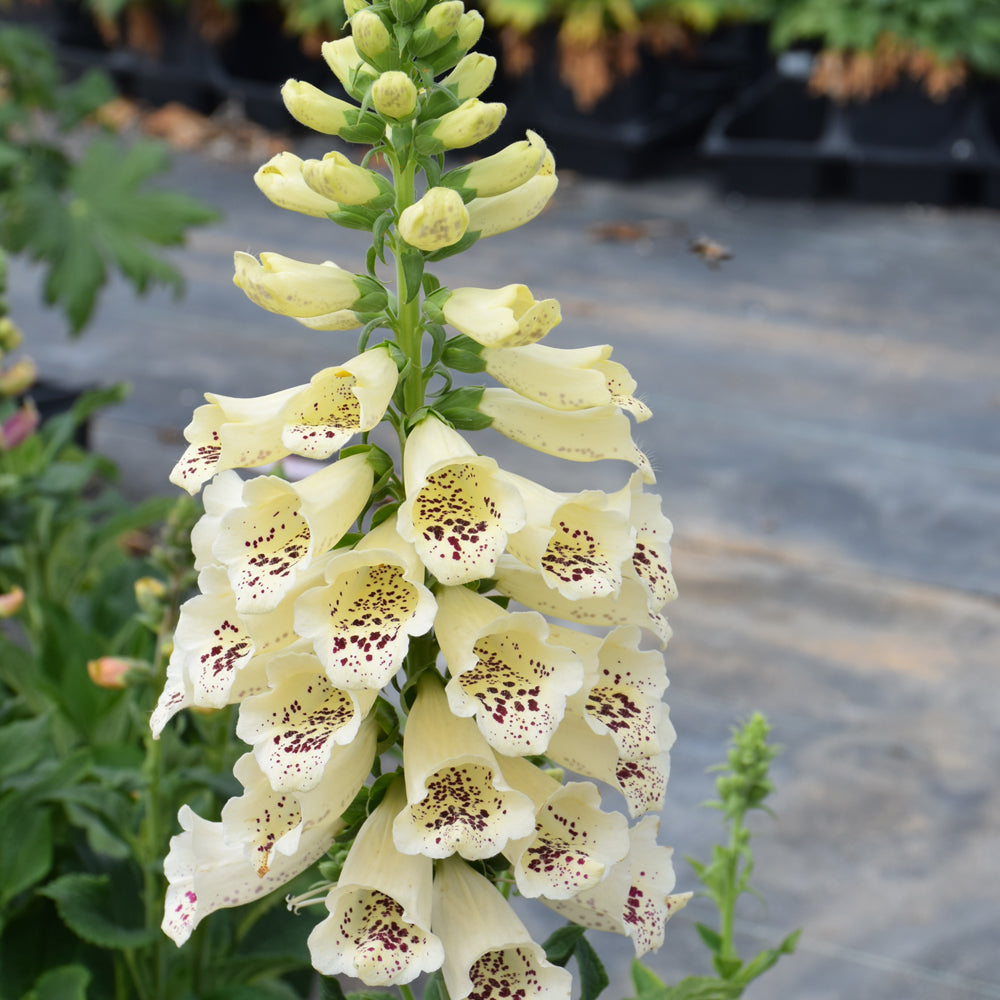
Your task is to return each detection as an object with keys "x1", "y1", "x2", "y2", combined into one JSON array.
[
  {"x1": 87, "y1": 656, "x2": 131, "y2": 689},
  {"x1": 0, "y1": 403, "x2": 39, "y2": 451},
  {"x1": 0, "y1": 586, "x2": 24, "y2": 618}
]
